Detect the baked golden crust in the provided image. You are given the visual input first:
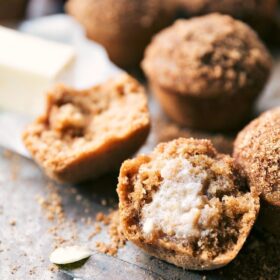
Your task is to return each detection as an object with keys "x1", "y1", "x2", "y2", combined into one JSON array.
[
  {"x1": 66, "y1": 0, "x2": 175, "y2": 68},
  {"x1": 22, "y1": 74, "x2": 150, "y2": 183},
  {"x1": 142, "y1": 14, "x2": 272, "y2": 131},
  {"x1": 233, "y1": 107, "x2": 280, "y2": 235},
  {"x1": 142, "y1": 14, "x2": 271, "y2": 97},
  {"x1": 178, "y1": 0, "x2": 278, "y2": 41},
  {"x1": 118, "y1": 138, "x2": 259, "y2": 270}
]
